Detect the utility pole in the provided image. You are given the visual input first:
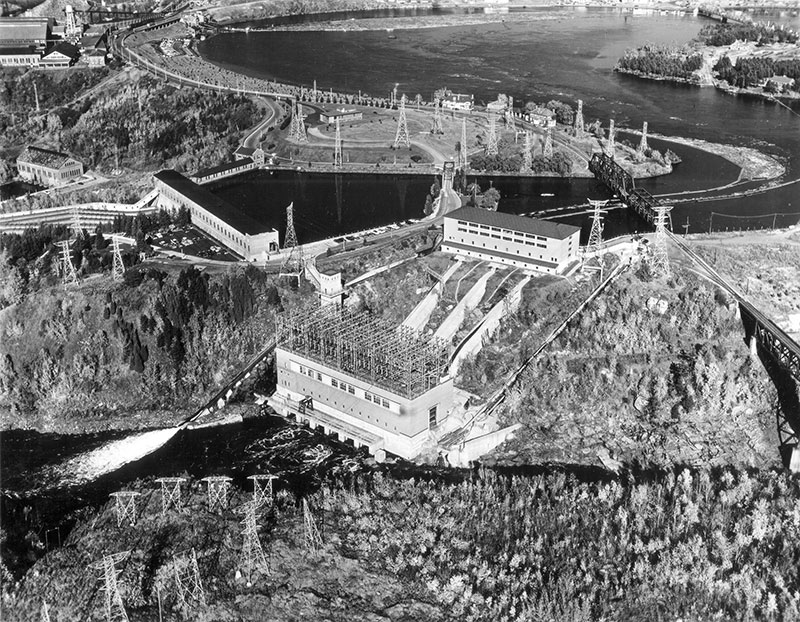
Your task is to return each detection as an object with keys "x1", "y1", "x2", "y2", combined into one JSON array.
[
  {"x1": 432, "y1": 98, "x2": 443, "y2": 135},
  {"x1": 459, "y1": 118, "x2": 468, "y2": 171},
  {"x1": 543, "y1": 127, "x2": 553, "y2": 158},
  {"x1": 520, "y1": 130, "x2": 533, "y2": 173},
  {"x1": 637, "y1": 121, "x2": 649, "y2": 156},
  {"x1": 682, "y1": 217, "x2": 690, "y2": 236}
]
